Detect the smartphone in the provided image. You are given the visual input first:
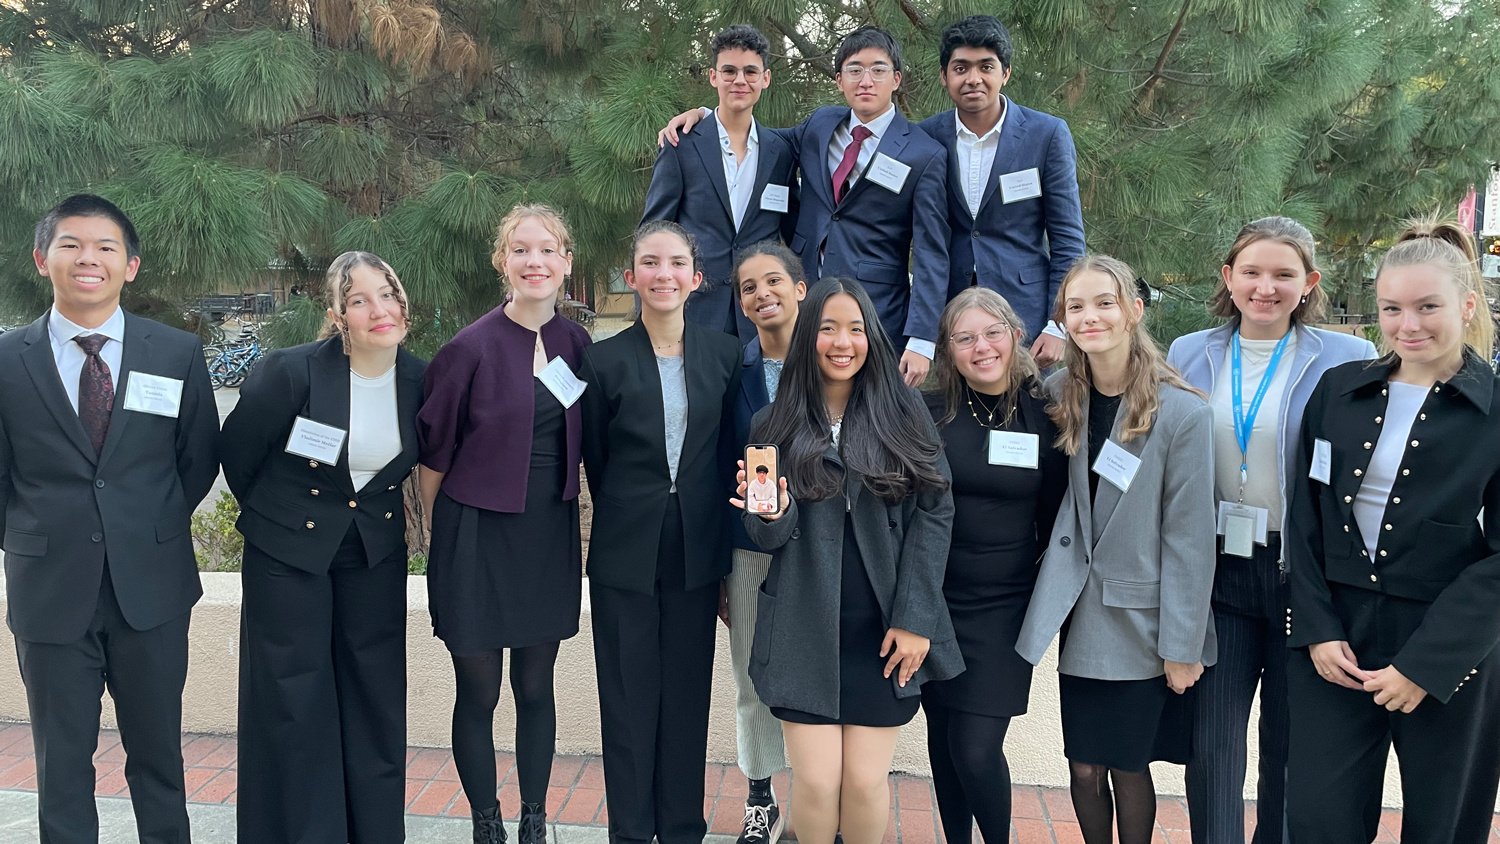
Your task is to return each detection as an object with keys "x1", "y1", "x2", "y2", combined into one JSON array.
[{"x1": 744, "y1": 444, "x2": 781, "y2": 516}]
